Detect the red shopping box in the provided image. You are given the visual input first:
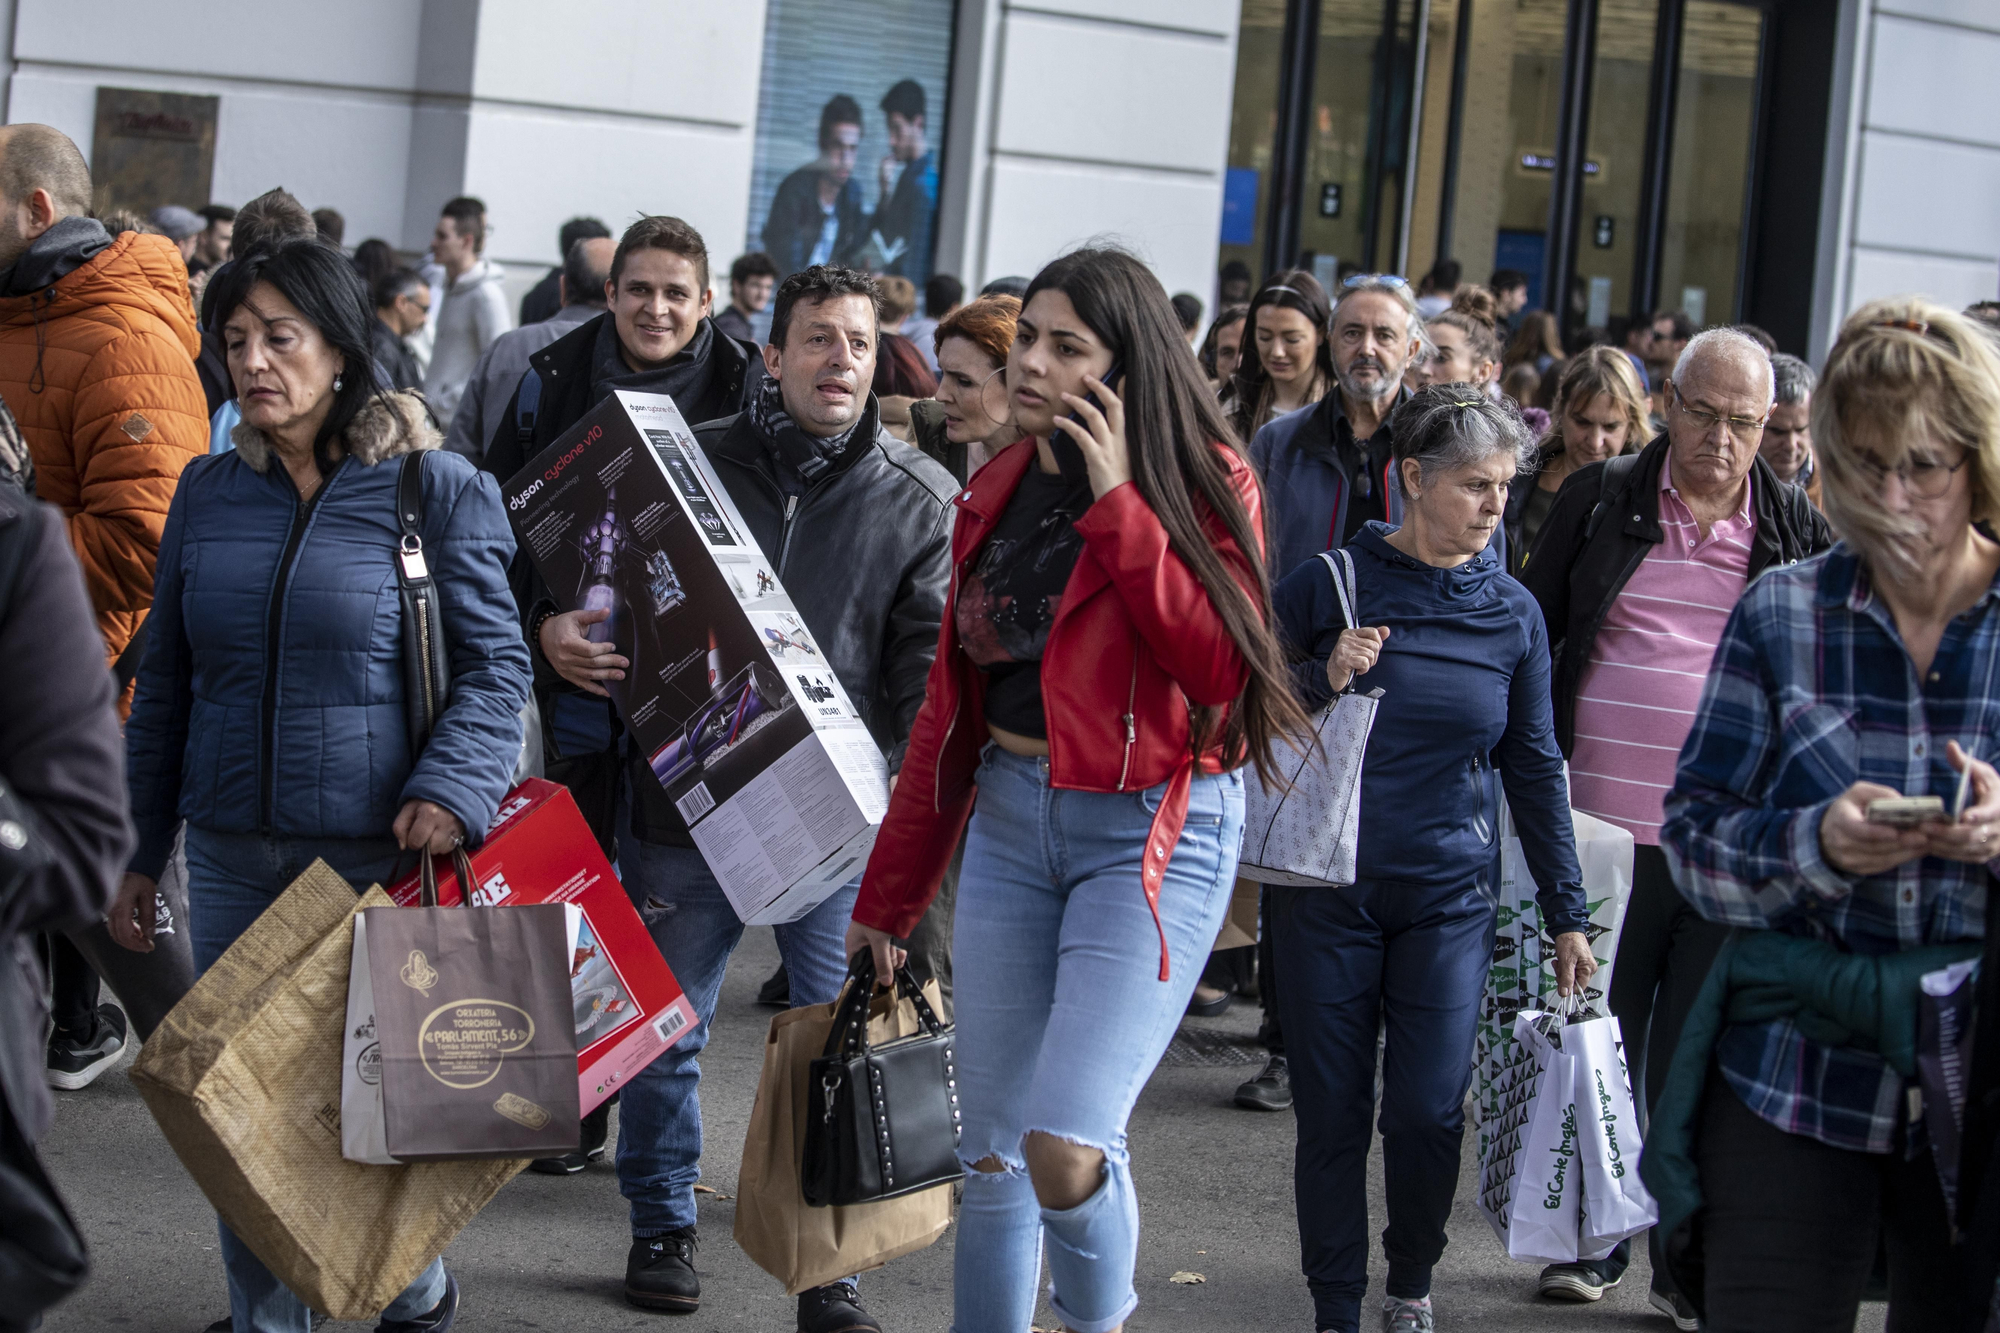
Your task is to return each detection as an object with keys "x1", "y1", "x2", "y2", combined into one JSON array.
[{"x1": 389, "y1": 778, "x2": 696, "y2": 1113}]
